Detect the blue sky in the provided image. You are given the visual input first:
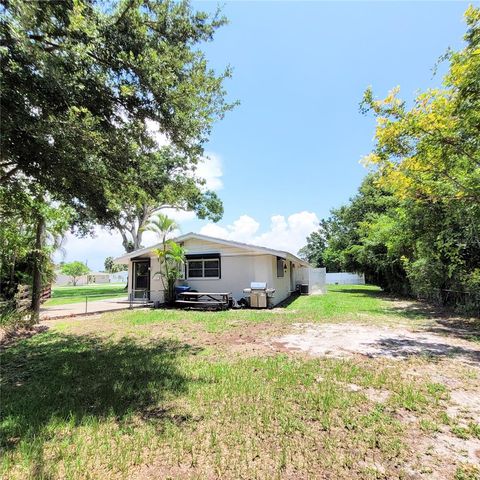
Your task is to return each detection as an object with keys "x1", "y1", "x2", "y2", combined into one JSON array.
[{"x1": 61, "y1": 1, "x2": 471, "y2": 271}]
